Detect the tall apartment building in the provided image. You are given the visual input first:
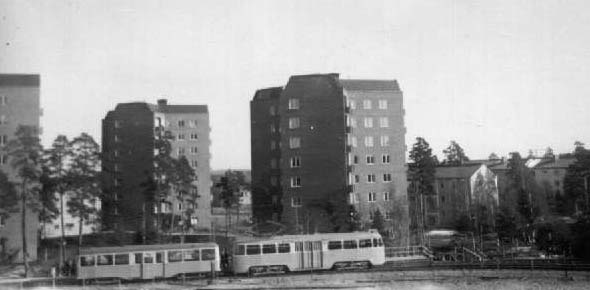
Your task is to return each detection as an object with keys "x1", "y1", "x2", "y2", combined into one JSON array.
[
  {"x1": 102, "y1": 99, "x2": 211, "y2": 233},
  {"x1": 251, "y1": 74, "x2": 408, "y2": 235},
  {"x1": 0, "y1": 74, "x2": 41, "y2": 262}
]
